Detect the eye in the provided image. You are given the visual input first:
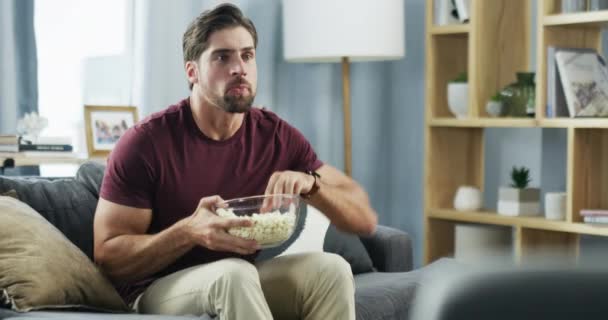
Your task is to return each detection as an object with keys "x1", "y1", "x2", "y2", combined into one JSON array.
[
  {"x1": 217, "y1": 54, "x2": 229, "y2": 62},
  {"x1": 243, "y1": 52, "x2": 254, "y2": 61}
]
